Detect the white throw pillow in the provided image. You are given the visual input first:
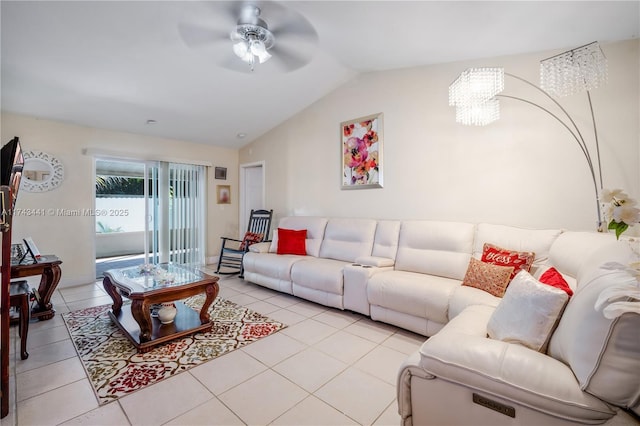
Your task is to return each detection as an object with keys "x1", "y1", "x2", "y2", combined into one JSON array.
[{"x1": 487, "y1": 270, "x2": 569, "y2": 352}]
